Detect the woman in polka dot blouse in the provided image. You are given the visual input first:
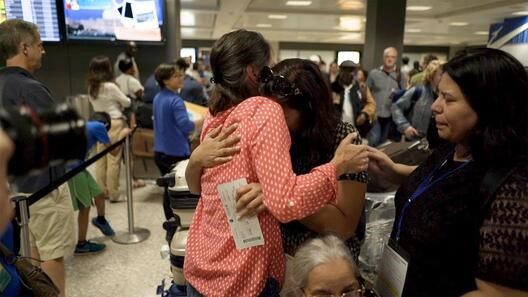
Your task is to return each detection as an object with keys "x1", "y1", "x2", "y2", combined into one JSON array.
[{"x1": 183, "y1": 30, "x2": 369, "y2": 297}]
